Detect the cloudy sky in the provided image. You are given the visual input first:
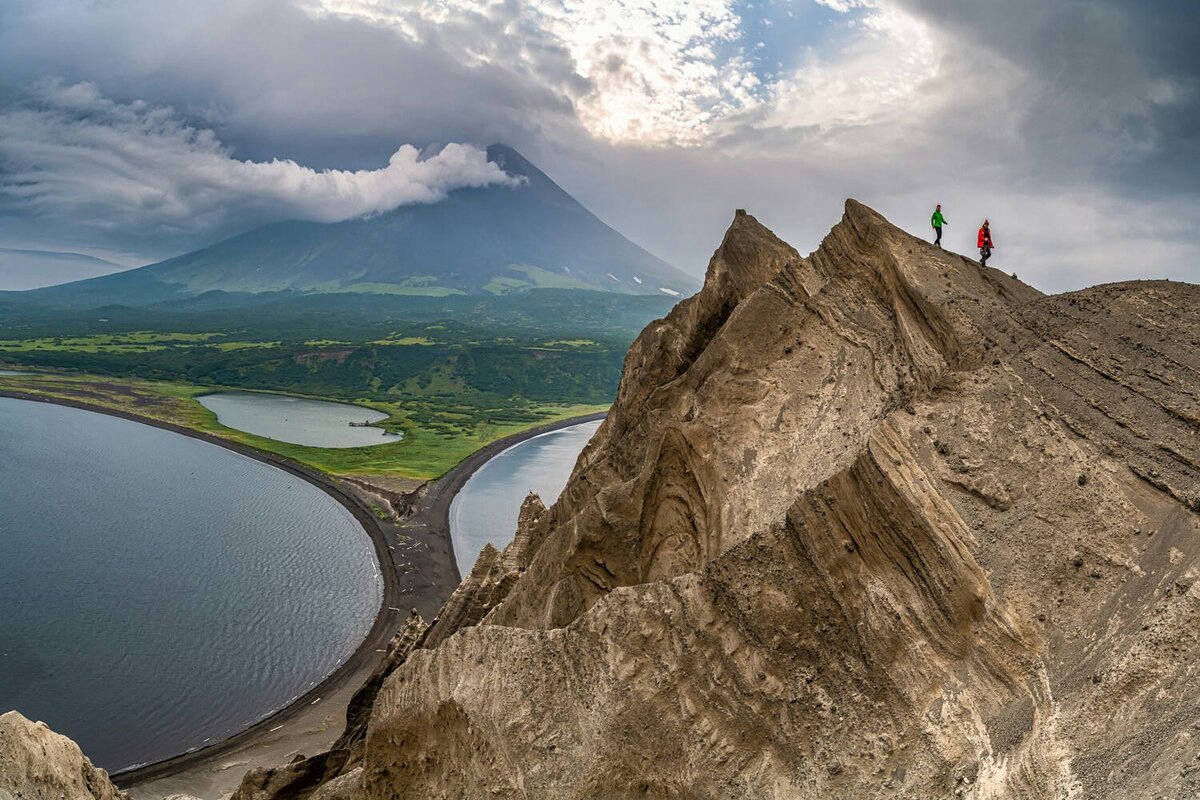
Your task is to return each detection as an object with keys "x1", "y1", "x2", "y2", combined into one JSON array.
[{"x1": 0, "y1": 0, "x2": 1196, "y2": 292}]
